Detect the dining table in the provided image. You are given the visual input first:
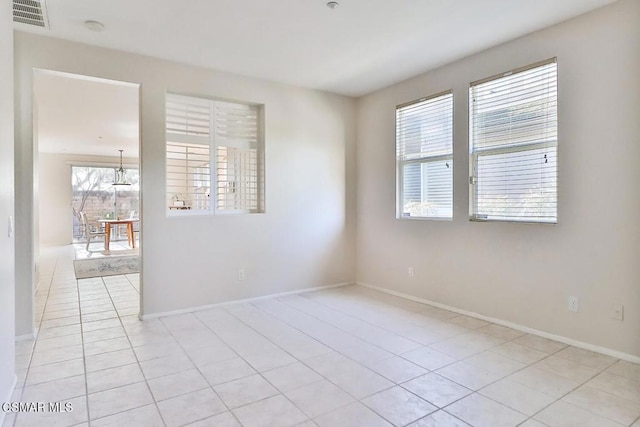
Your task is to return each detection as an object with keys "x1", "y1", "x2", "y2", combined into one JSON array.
[{"x1": 97, "y1": 218, "x2": 139, "y2": 250}]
